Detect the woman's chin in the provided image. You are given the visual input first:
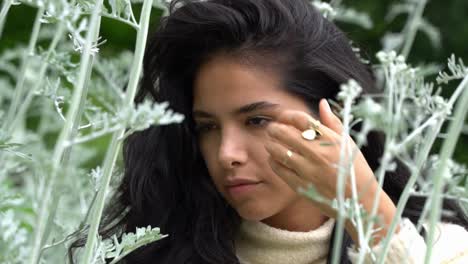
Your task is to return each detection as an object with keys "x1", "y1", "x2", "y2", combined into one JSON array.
[{"x1": 235, "y1": 205, "x2": 272, "y2": 221}]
